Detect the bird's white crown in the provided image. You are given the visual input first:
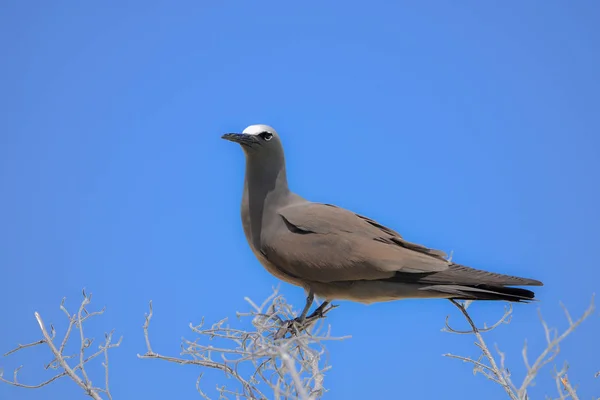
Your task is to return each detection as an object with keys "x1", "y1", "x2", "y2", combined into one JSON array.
[{"x1": 242, "y1": 124, "x2": 276, "y2": 136}]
